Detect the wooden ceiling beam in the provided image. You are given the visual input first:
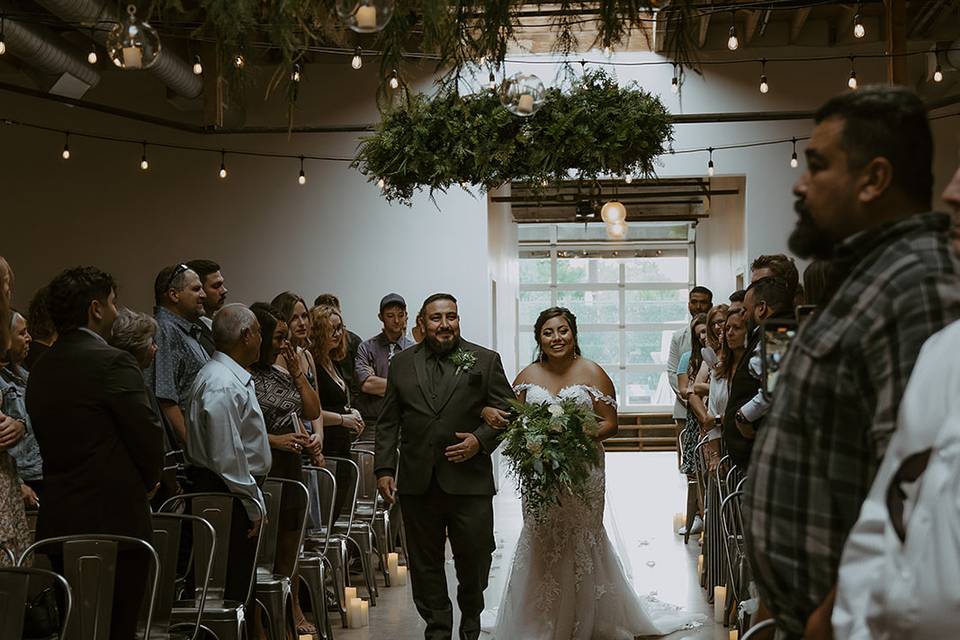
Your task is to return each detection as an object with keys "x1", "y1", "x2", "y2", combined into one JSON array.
[
  {"x1": 790, "y1": 7, "x2": 812, "y2": 43},
  {"x1": 744, "y1": 10, "x2": 762, "y2": 45}
]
